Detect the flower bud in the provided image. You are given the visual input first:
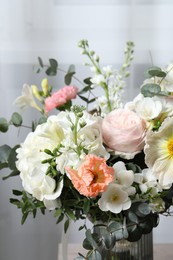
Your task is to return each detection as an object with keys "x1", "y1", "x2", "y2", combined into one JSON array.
[
  {"x1": 41, "y1": 78, "x2": 49, "y2": 95},
  {"x1": 31, "y1": 85, "x2": 42, "y2": 101}
]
